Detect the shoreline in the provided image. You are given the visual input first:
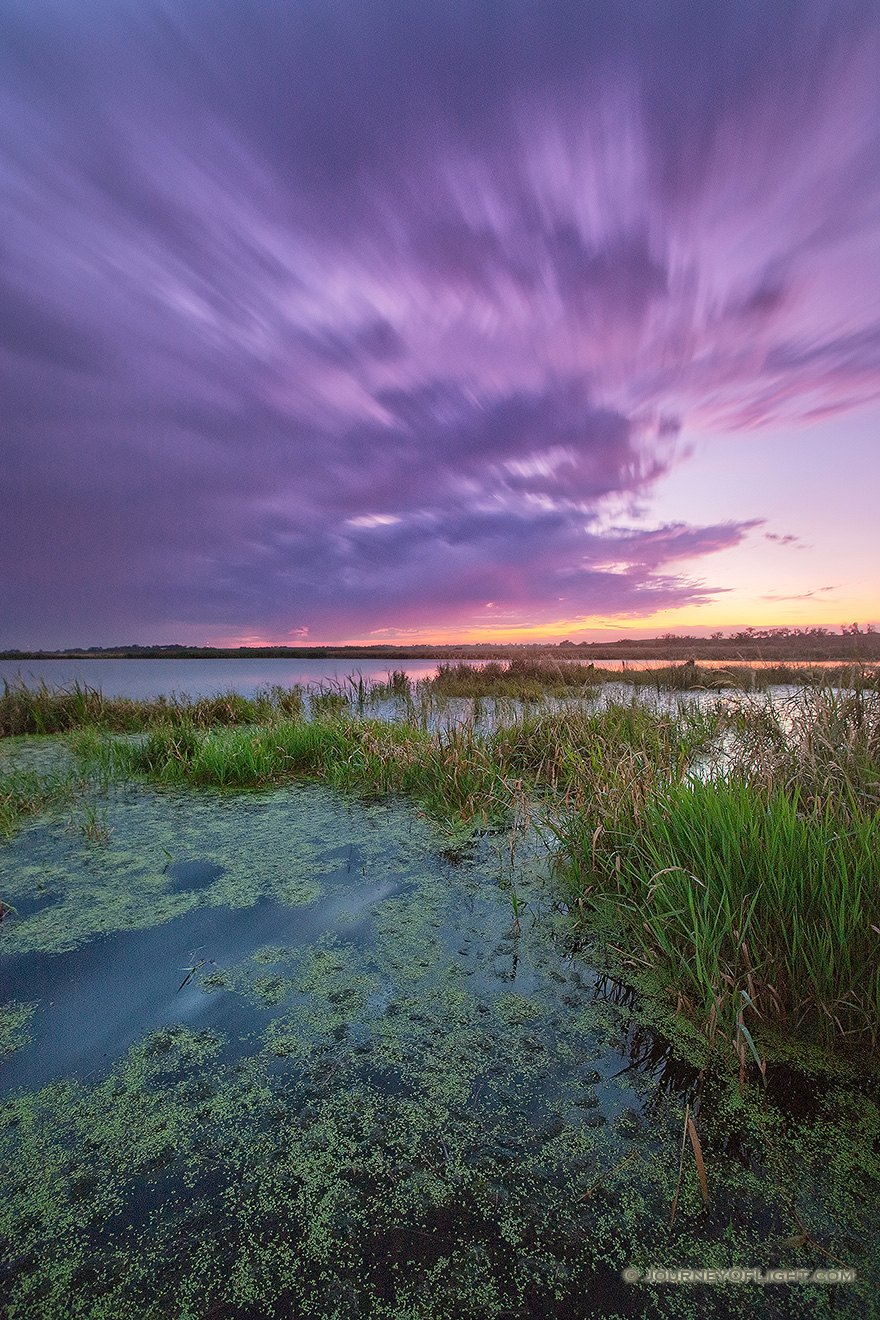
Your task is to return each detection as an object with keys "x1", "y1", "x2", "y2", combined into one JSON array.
[{"x1": 4, "y1": 640, "x2": 880, "y2": 664}]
